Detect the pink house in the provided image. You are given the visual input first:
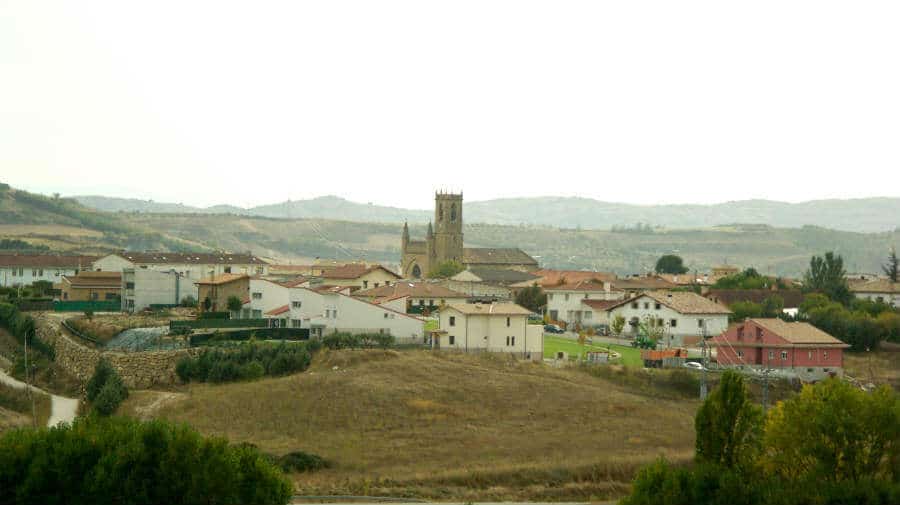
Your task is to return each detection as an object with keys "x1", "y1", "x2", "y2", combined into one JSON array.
[{"x1": 710, "y1": 318, "x2": 849, "y2": 381}]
